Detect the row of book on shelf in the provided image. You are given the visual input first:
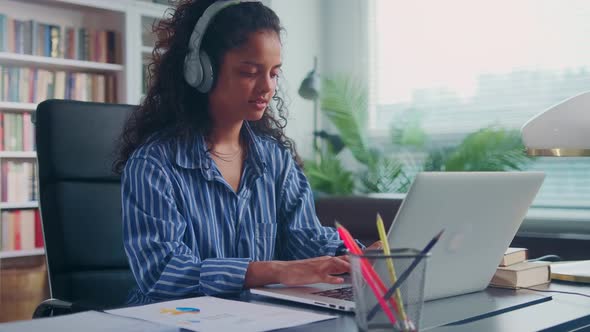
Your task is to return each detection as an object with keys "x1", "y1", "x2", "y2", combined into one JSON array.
[
  {"x1": 1, "y1": 160, "x2": 38, "y2": 203},
  {"x1": 1, "y1": 65, "x2": 117, "y2": 104},
  {"x1": 0, "y1": 112, "x2": 35, "y2": 151},
  {"x1": 1, "y1": 209, "x2": 43, "y2": 251},
  {"x1": 0, "y1": 13, "x2": 119, "y2": 64}
]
